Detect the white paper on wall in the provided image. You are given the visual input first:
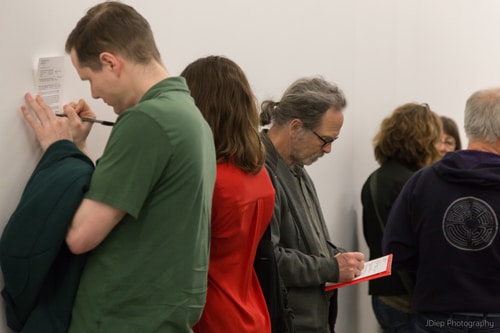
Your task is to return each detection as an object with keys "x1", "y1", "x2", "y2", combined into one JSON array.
[{"x1": 35, "y1": 56, "x2": 65, "y2": 114}]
